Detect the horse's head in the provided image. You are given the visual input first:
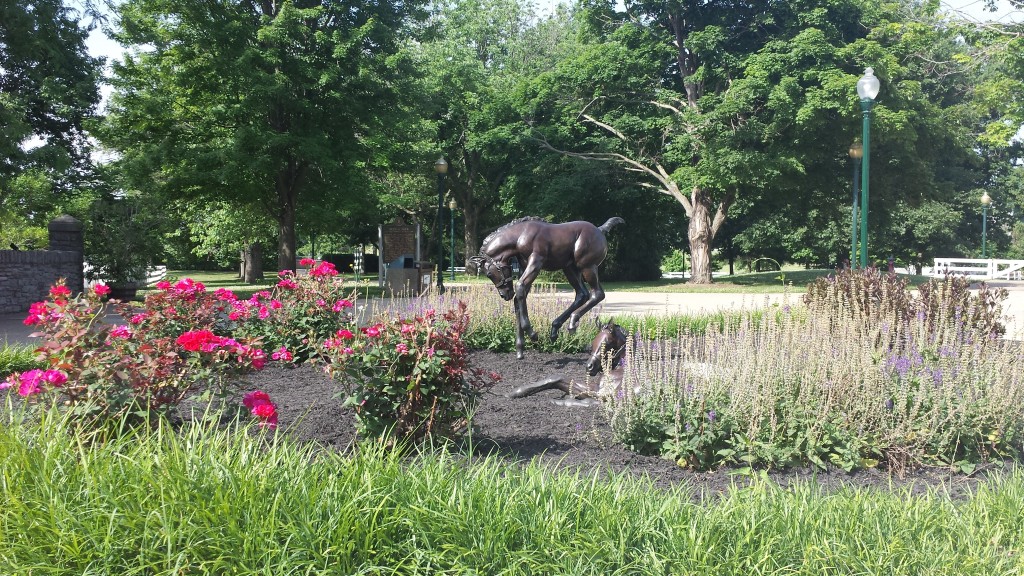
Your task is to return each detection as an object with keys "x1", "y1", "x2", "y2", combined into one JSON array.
[
  {"x1": 586, "y1": 319, "x2": 627, "y2": 376},
  {"x1": 470, "y1": 254, "x2": 515, "y2": 301}
]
